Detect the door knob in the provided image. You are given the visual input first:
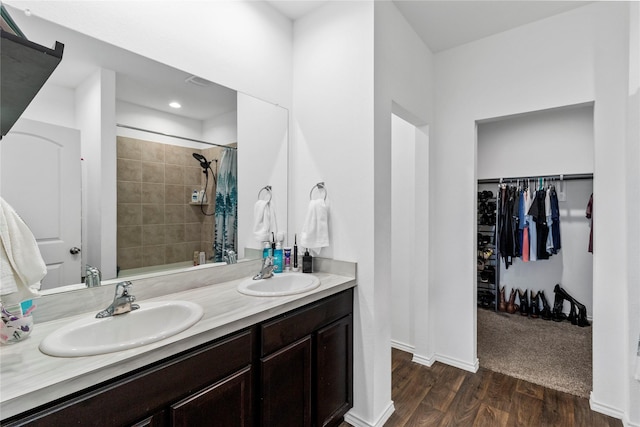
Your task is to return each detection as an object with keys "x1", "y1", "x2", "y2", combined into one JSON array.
[{"x1": 70, "y1": 247, "x2": 81, "y2": 255}]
